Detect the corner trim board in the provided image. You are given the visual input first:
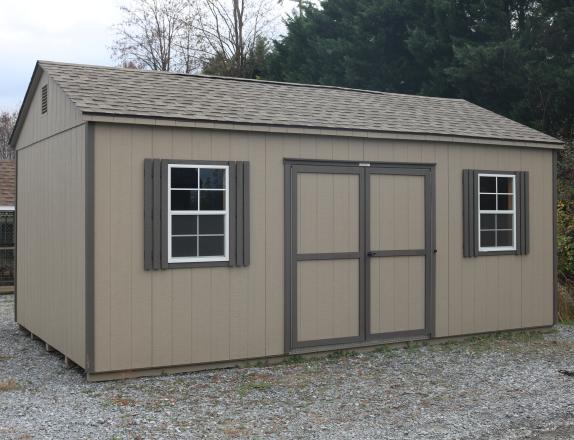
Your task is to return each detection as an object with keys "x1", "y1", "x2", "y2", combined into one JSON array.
[{"x1": 85, "y1": 122, "x2": 95, "y2": 373}]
